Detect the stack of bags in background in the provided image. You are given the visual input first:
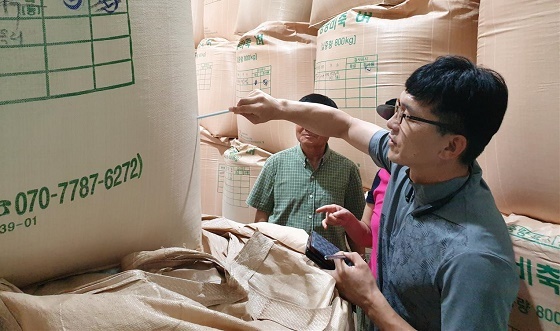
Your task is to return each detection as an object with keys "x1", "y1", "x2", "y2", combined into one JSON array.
[
  {"x1": 194, "y1": 0, "x2": 315, "y2": 221},
  {"x1": 193, "y1": 1, "x2": 559, "y2": 330},
  {"x1": 476, "y1": 1, "x2": 559, "y2": 330},
  {"x1": 194, "y1": 0, "x2": 479, "y2": 221}
]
